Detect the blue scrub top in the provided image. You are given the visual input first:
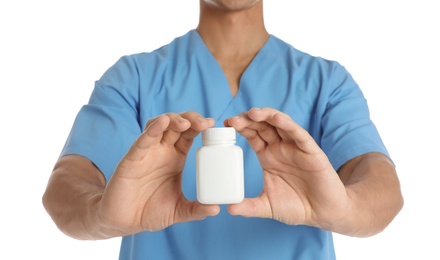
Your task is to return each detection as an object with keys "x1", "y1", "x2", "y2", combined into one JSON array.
[{"x1": 62, "y1": 30, "x2": 390, "y2": 260}]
